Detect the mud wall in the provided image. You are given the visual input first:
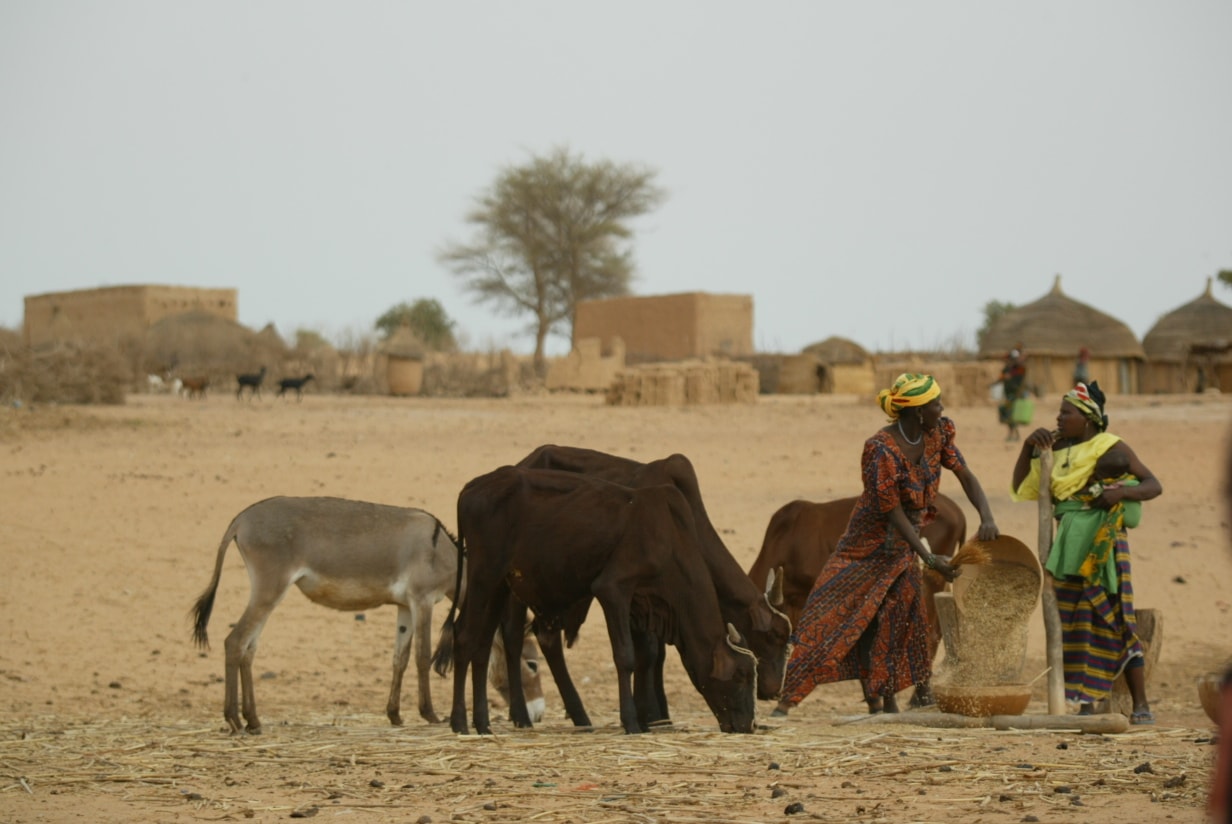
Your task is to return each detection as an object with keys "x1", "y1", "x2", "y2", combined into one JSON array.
[
  {"x1": 574, "y1": 292, "x2": 753, "y2": 362},
  {"x1": 24, "y1": 285, "x2": 237, "y2": 348}
]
